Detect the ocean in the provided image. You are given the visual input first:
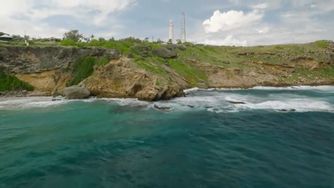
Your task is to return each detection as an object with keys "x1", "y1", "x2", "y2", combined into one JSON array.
[{"x1": 0, "y1": 86, "x2": 334, "y2": 188}]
